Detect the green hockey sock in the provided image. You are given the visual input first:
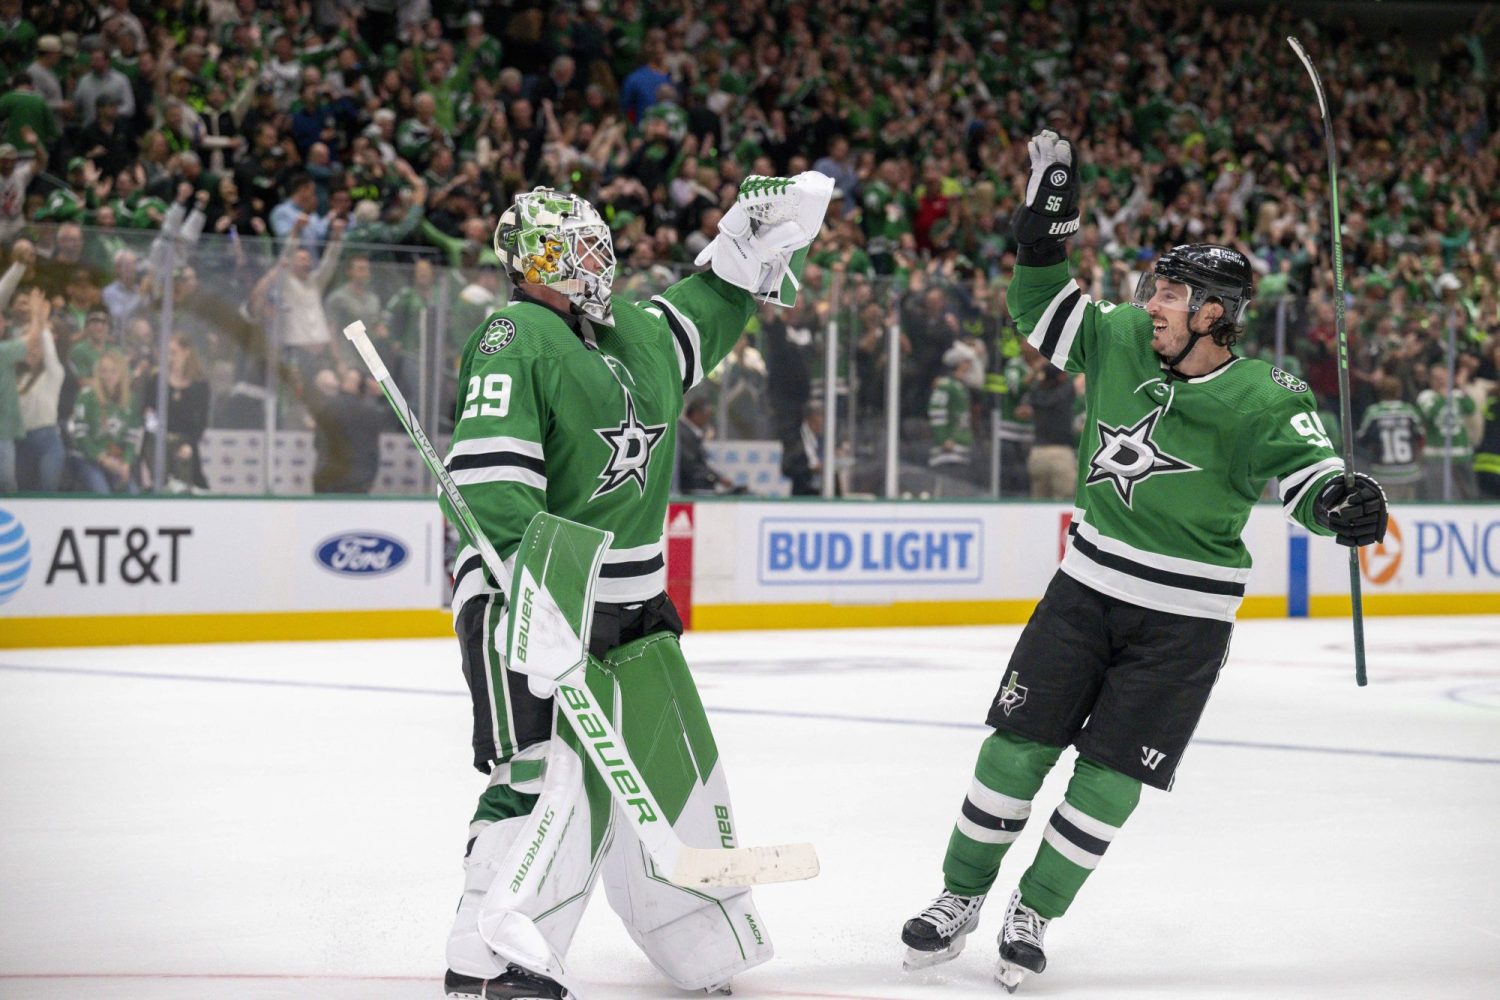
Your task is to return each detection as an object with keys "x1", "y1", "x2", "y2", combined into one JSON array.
[
  {"x1": 1016, "y1": 755, "x2": 1141, "y2": 919},
  {"x1": 941, "y1": 730, "x2": 1063, "y2": 897}
]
